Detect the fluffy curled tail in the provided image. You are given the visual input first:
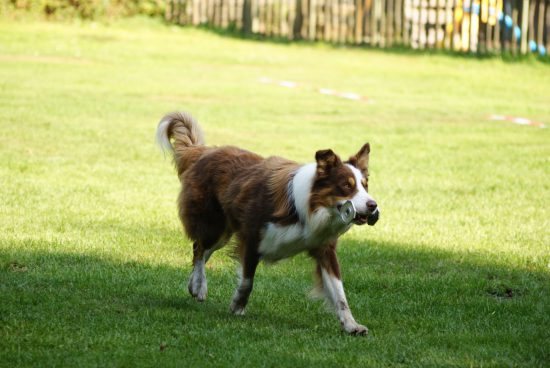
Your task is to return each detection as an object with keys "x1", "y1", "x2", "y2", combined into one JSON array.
[
  {"x1": 156, "y1": 111, "x2": 207, "y2": 175},
  {"x1": 156, "y1": 111, "x2": 205, "y2": 153}
]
